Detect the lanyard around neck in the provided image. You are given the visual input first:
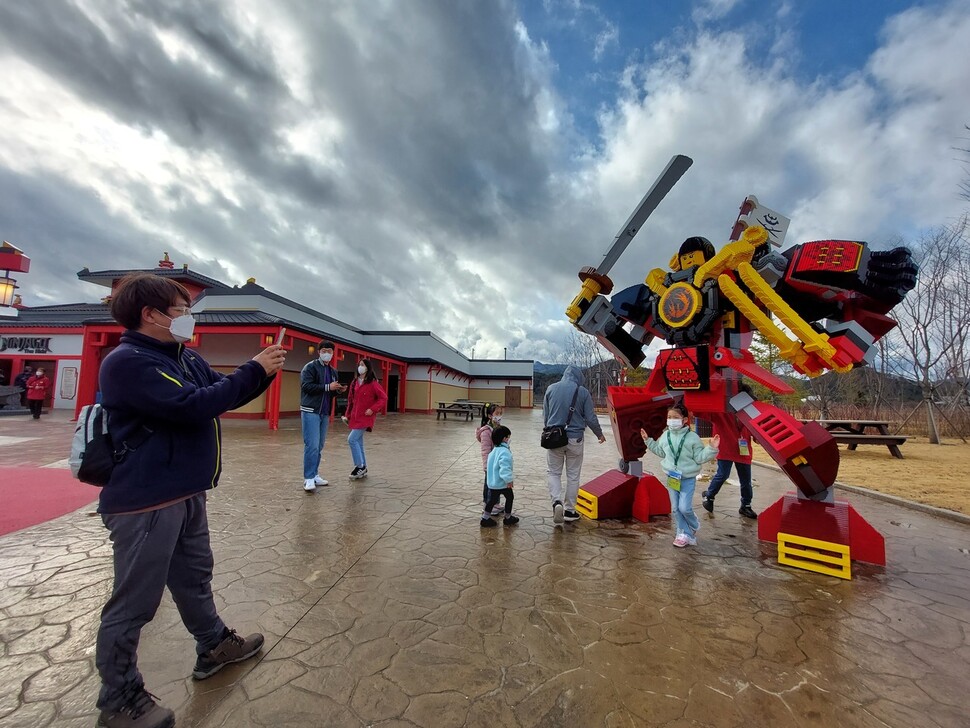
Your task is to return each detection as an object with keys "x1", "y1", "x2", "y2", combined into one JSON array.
[{"x1": 666, "y1": 430, "x2": 687, "y2": 467}]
